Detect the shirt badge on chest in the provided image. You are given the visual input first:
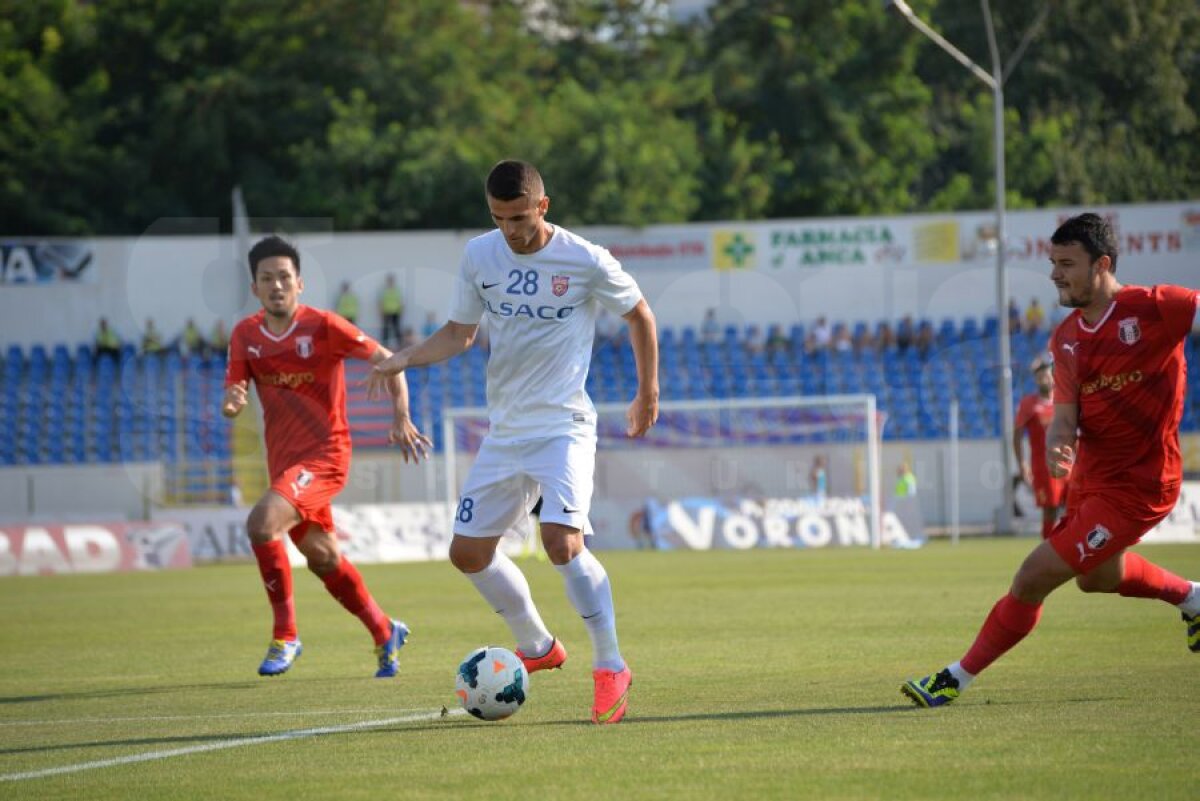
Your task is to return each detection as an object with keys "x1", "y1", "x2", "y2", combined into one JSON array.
[
  {"x1": 1117, "y1": 317, "x2": 1140, "y2": 346},
  {"x1": 552, "y1": 275, "x2": 570, "y2": 297},
  {"x1": 296, "y1": 335, "x2": 314, "y2": 358}
]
